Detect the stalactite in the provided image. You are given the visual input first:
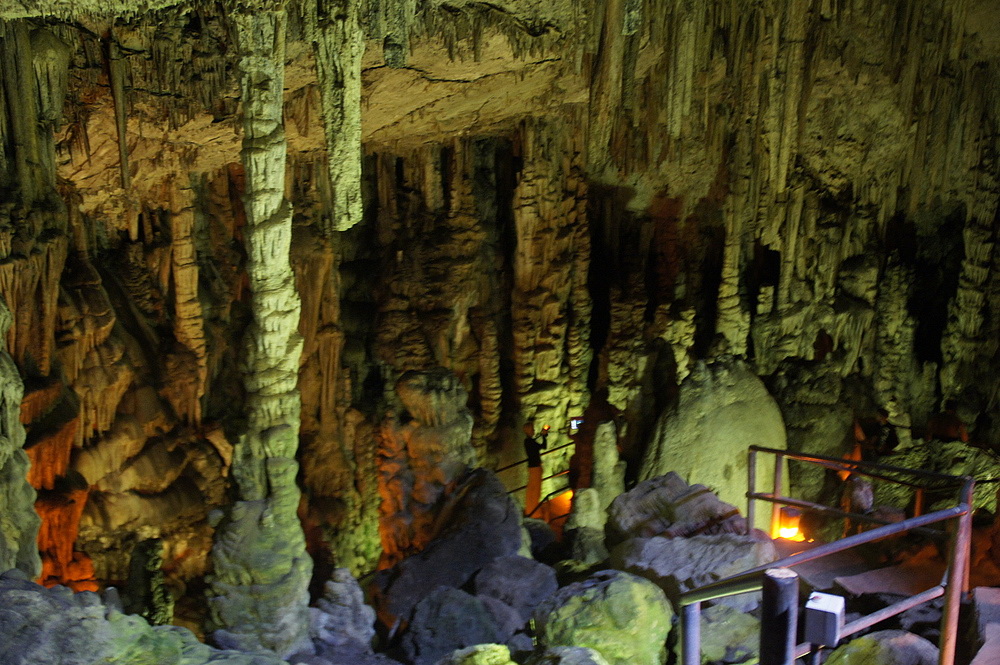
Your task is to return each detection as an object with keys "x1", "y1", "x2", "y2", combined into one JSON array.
[
  {"x1": 165, "y1": 181, "x2": 208, "y2": 424},
  {"x1": 36, "y1": 486, "x2": 96, "y2": 591},
  {"x1": 207, "y1": 4, "x2": 312, "y2": 657},
  {"x1": 511, "y1": 118, "x2": 591, "y2": 496},
  {"x1": 107, "y1": 31, "x2": 131, "y2": 190},
  {"x1": 305, "y1": 0, "x2": 364, "y2": 233}
]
